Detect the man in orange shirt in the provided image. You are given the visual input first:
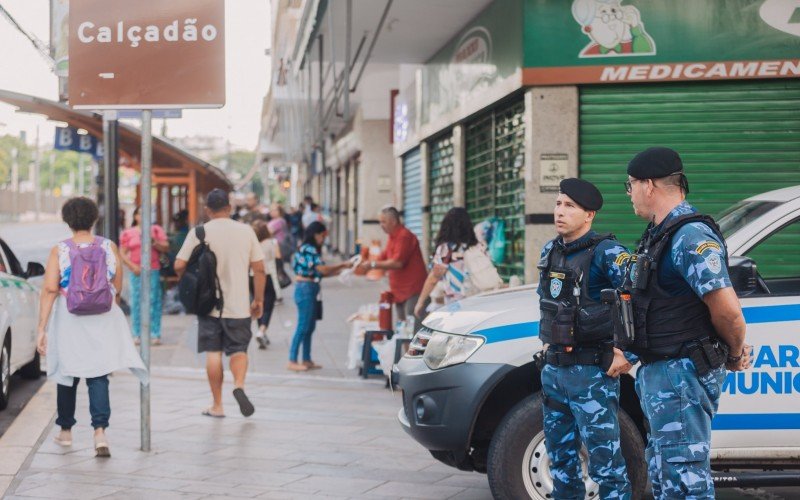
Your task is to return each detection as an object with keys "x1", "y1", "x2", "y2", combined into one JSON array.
[{"x1": 359, "y1": 207, "x2": 428, "y2": 322}]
